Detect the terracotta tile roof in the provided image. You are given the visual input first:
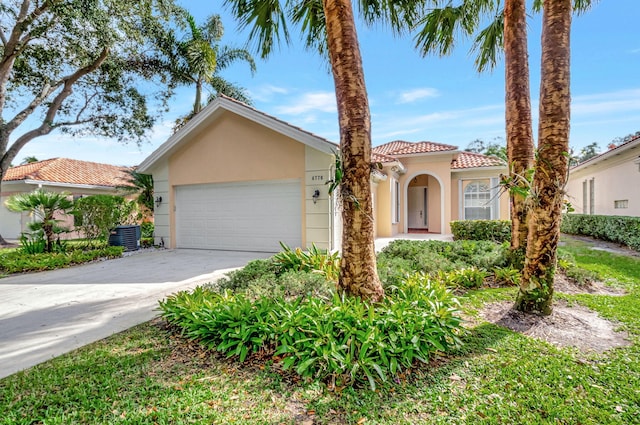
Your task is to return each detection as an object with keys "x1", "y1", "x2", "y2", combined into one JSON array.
[
  {"x1": 371, "y1": 152, "x2": 399, "y2": 164},
  {"x1": 3, "y1": 158, "x2": 132, "y2": 187},
  {"x1": 451, "y1": 151, "x2": 506, "y2": 169},
  {"x1": 374, "y1": 140, "x2": 458, "y2": 156}
]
